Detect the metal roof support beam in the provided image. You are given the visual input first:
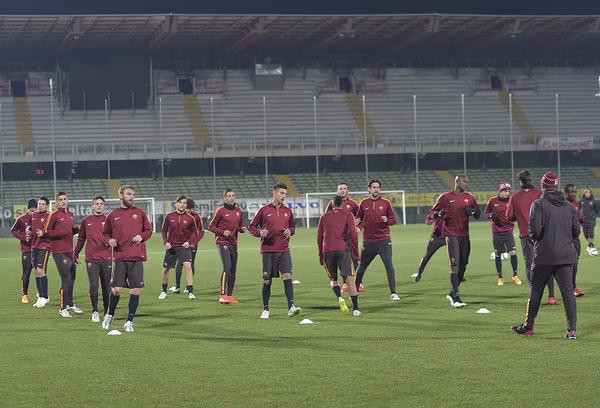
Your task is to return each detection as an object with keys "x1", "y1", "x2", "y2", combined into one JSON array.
[{"x1": 145, "y1": 14, "x2": 177, "y2": 54}]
